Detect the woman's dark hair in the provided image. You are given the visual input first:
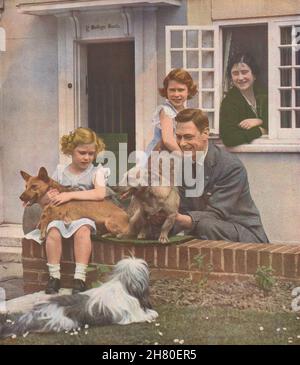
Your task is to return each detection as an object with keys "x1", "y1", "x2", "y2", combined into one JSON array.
[{"x1": 227, "y1": 53, "x2": 259, "y2": 79}]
